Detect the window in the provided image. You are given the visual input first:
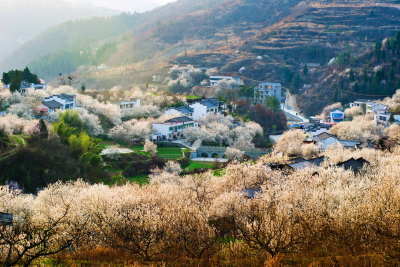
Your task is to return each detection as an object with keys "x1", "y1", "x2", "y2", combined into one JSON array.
[
  {"x1": 178, "y1": 126, "x2": 183, "y2": 129},
  {"x1": 189, "y1": 123, "x2": 194, "y2": 127},
  {"x1": 169, "y1": 127, "x2": 173, "y2": 131}
]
